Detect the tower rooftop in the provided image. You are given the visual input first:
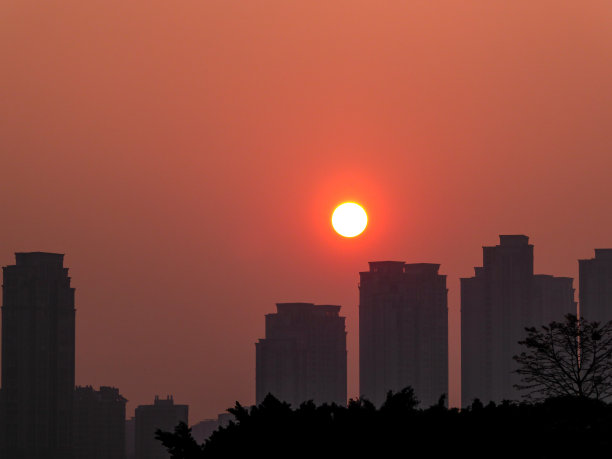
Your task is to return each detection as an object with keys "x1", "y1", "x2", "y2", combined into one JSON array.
[
  {"x1": 498, "y1": 235, "x2": 530, "y2": 246},
  {"x1": 15, "y1": 252, "x2": 64, "y2": 267},
  {"x1": 594, "y1": 249, "x2": 612, "y2": 260}
]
